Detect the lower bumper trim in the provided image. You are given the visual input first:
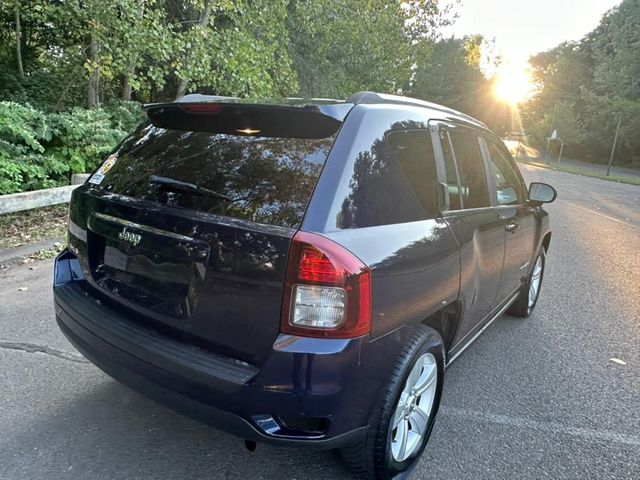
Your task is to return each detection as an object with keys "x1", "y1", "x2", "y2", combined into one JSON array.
[{"x1": 55, "y1": 298, "x2": 367, "y2": 449}]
